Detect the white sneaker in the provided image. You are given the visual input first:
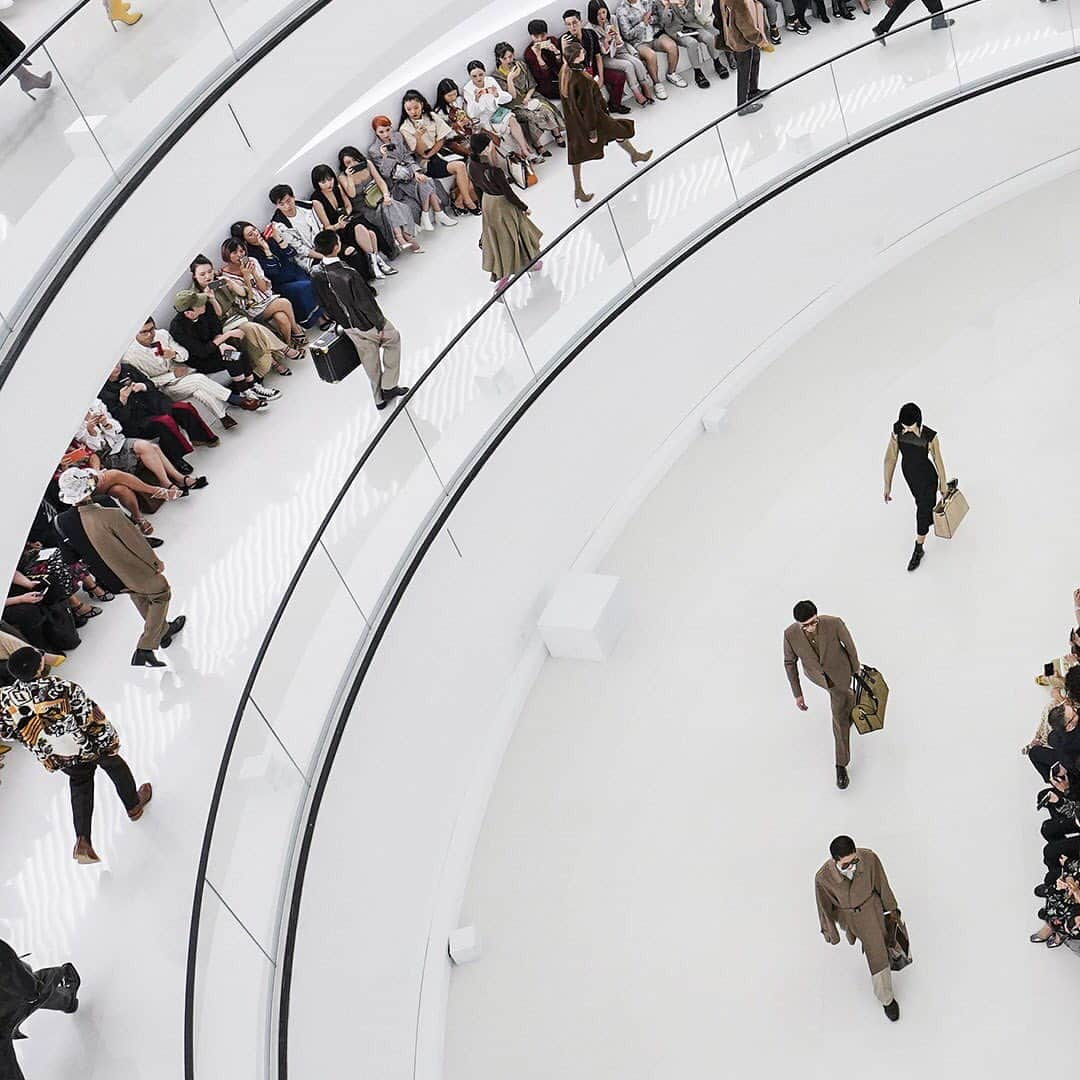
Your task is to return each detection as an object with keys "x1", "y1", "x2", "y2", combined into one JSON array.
[
  {"x1": 666, "y1": 72, "x2": 688, "y2": 88},
  {"x1": 420, "y1": 211, "x2": 435, "y2": 232},
  {"x1": 653, "y1": 82, "x2": 668, "y2": 99},
  {"x1": 435, "y1": 210, "x2": 458, "y2": 227},
  {"x1": 249, "y1": 382, "x2": 281, "y2": 400}
]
